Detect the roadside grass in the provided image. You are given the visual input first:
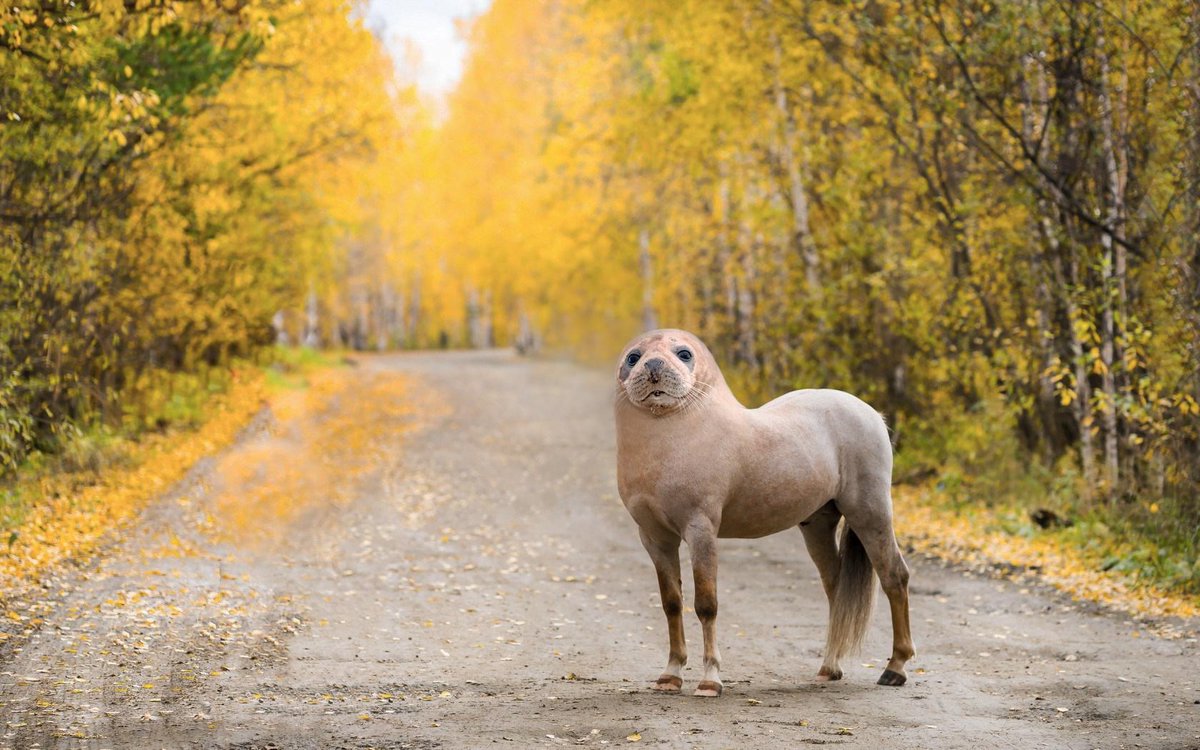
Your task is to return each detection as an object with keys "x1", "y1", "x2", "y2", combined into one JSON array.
[
  {"x1": 895, "y1": 488, "x2": 1199, "y2": 625},
  {"x1": 0, "y1": 347, "x2": 345, "y2": 598},
  {"x1": 892, "y1": 403, "x2": 1200, "y2": 627},
  {"x1": 264, "y1": 345, "x2": 340, "y2": 391}
]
